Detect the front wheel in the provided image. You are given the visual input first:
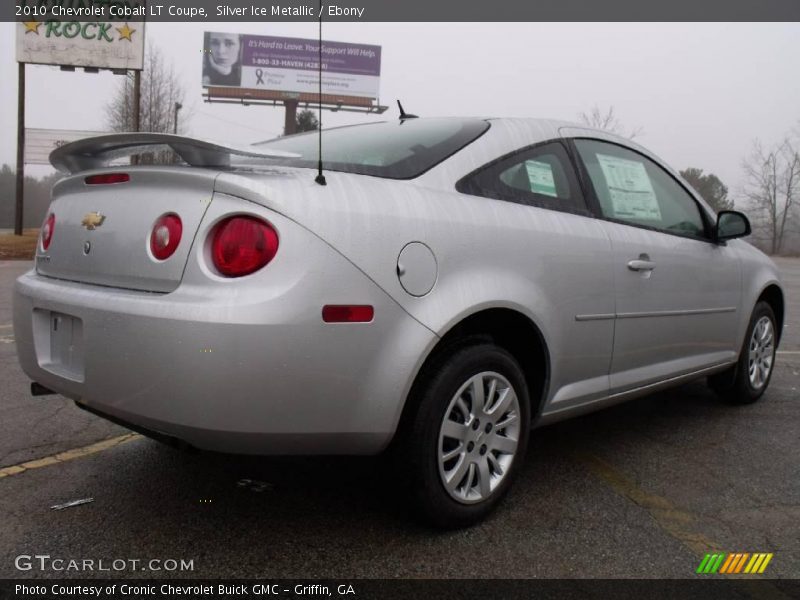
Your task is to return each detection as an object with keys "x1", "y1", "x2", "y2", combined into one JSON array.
[
  {"x1": 403, "y1": 343, "x2": 531, "y2": 528},
  {"x1": 708, "y1": 301, "x2": 777, "y2": 405}
]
